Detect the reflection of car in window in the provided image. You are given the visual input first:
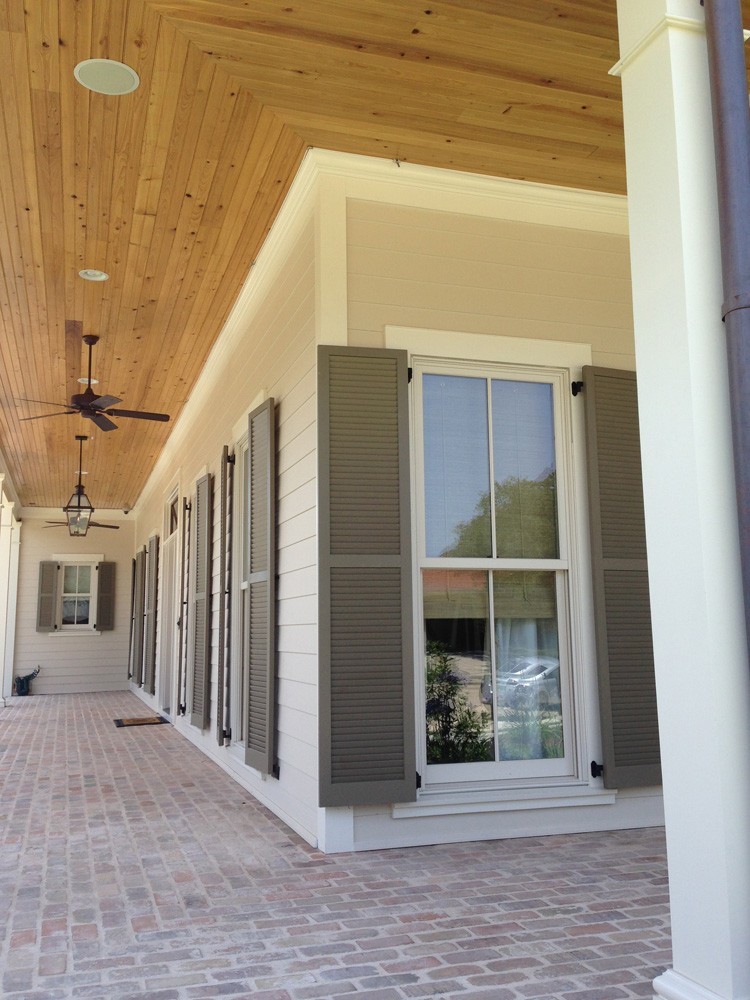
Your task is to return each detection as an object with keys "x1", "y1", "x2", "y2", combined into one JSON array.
[{"x1": 481, "y1": 657, "x2": 561, "y2": 709}]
